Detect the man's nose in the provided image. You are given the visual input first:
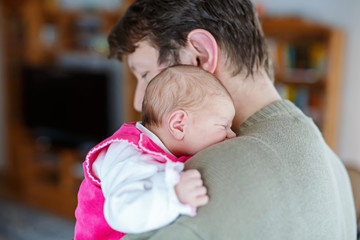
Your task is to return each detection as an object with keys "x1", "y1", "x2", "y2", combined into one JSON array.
[{"x1": 133, "y1": 82, "x2": 145, "y2": 112}]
